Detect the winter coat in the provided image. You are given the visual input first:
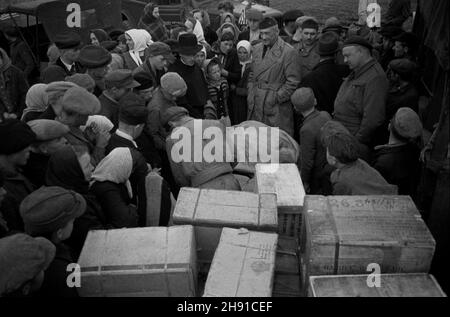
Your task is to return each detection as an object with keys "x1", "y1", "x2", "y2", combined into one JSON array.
[
  {"x1": 229, "y1": 62, "x2": 251, "y2": 125},
  {"x1": 293, "y1": 39, "x2": 320, "y2": 77}
]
